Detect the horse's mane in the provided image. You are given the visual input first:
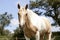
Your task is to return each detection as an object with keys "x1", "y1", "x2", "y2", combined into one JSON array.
[
  {"x1": 27, "y1": 9, "x2": 40, "y2": 21},
  {"x1": 27, "y1": 9, "x2": 49, "y2": 22},
  {"x1": 27, "y1": 9, "x2": 38, "y2": 16}
]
